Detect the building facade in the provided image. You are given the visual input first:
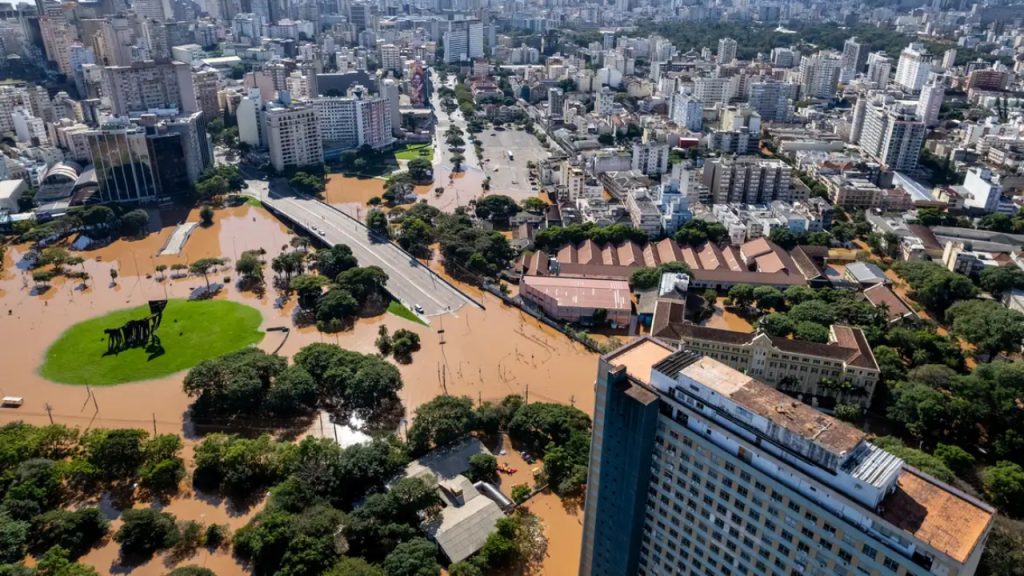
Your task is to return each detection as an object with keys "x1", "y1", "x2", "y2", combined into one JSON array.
[
  {"x1": 702, "y1": 157, "x2": 793, "y2": 205},
  {"x1": 580, "y1": 339, "x2": 994, "y2": 576},
  {"x1": 265, "y1": 103, "x2": 323, "y2": 172}
]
